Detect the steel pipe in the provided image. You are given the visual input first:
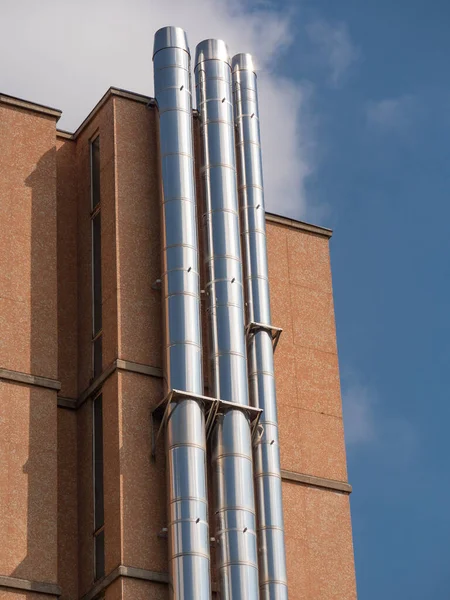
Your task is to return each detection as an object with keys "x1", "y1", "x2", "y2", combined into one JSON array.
[
  {"x1": 153, "y1": 26, "x2": 211, "y2": 600},
  {"x1": 195, "y1": 40, "x2": 260, "y2": 600},
  {"x1": 232, "y1": 53, "x2": 288, "y2": 600}
]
